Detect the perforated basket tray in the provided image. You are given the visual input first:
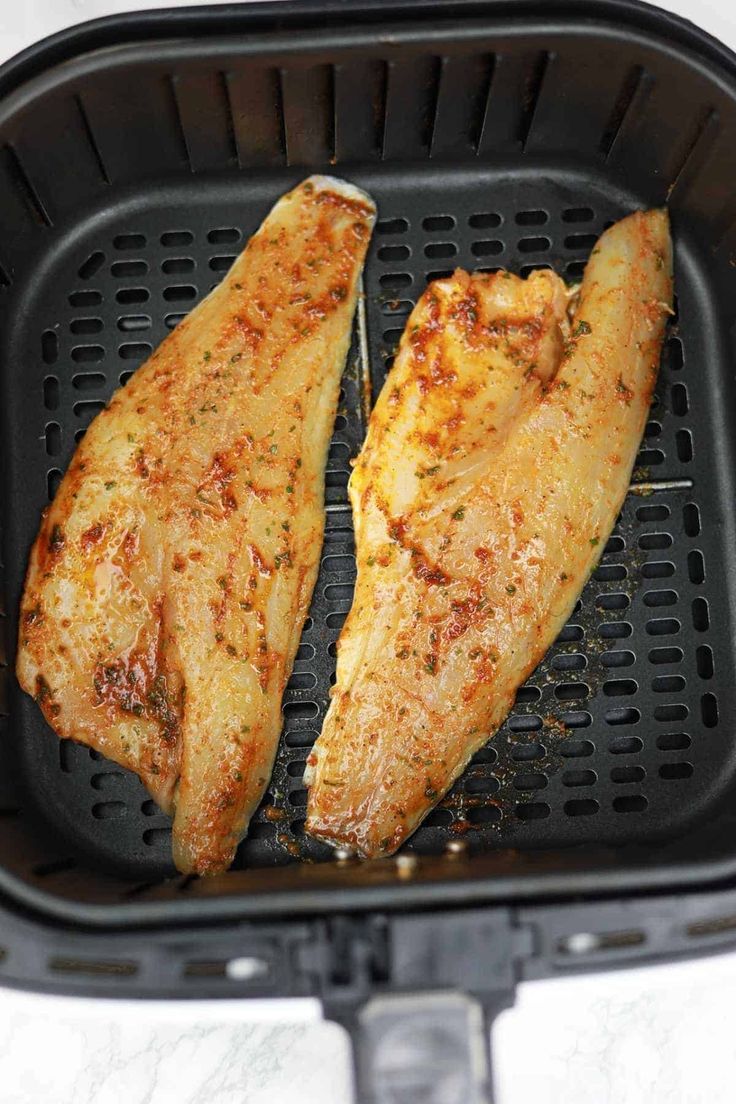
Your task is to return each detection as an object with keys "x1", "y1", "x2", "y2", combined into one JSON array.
[{"x1": 2, "y1": 0, "x2": 736, "y2": 932}]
